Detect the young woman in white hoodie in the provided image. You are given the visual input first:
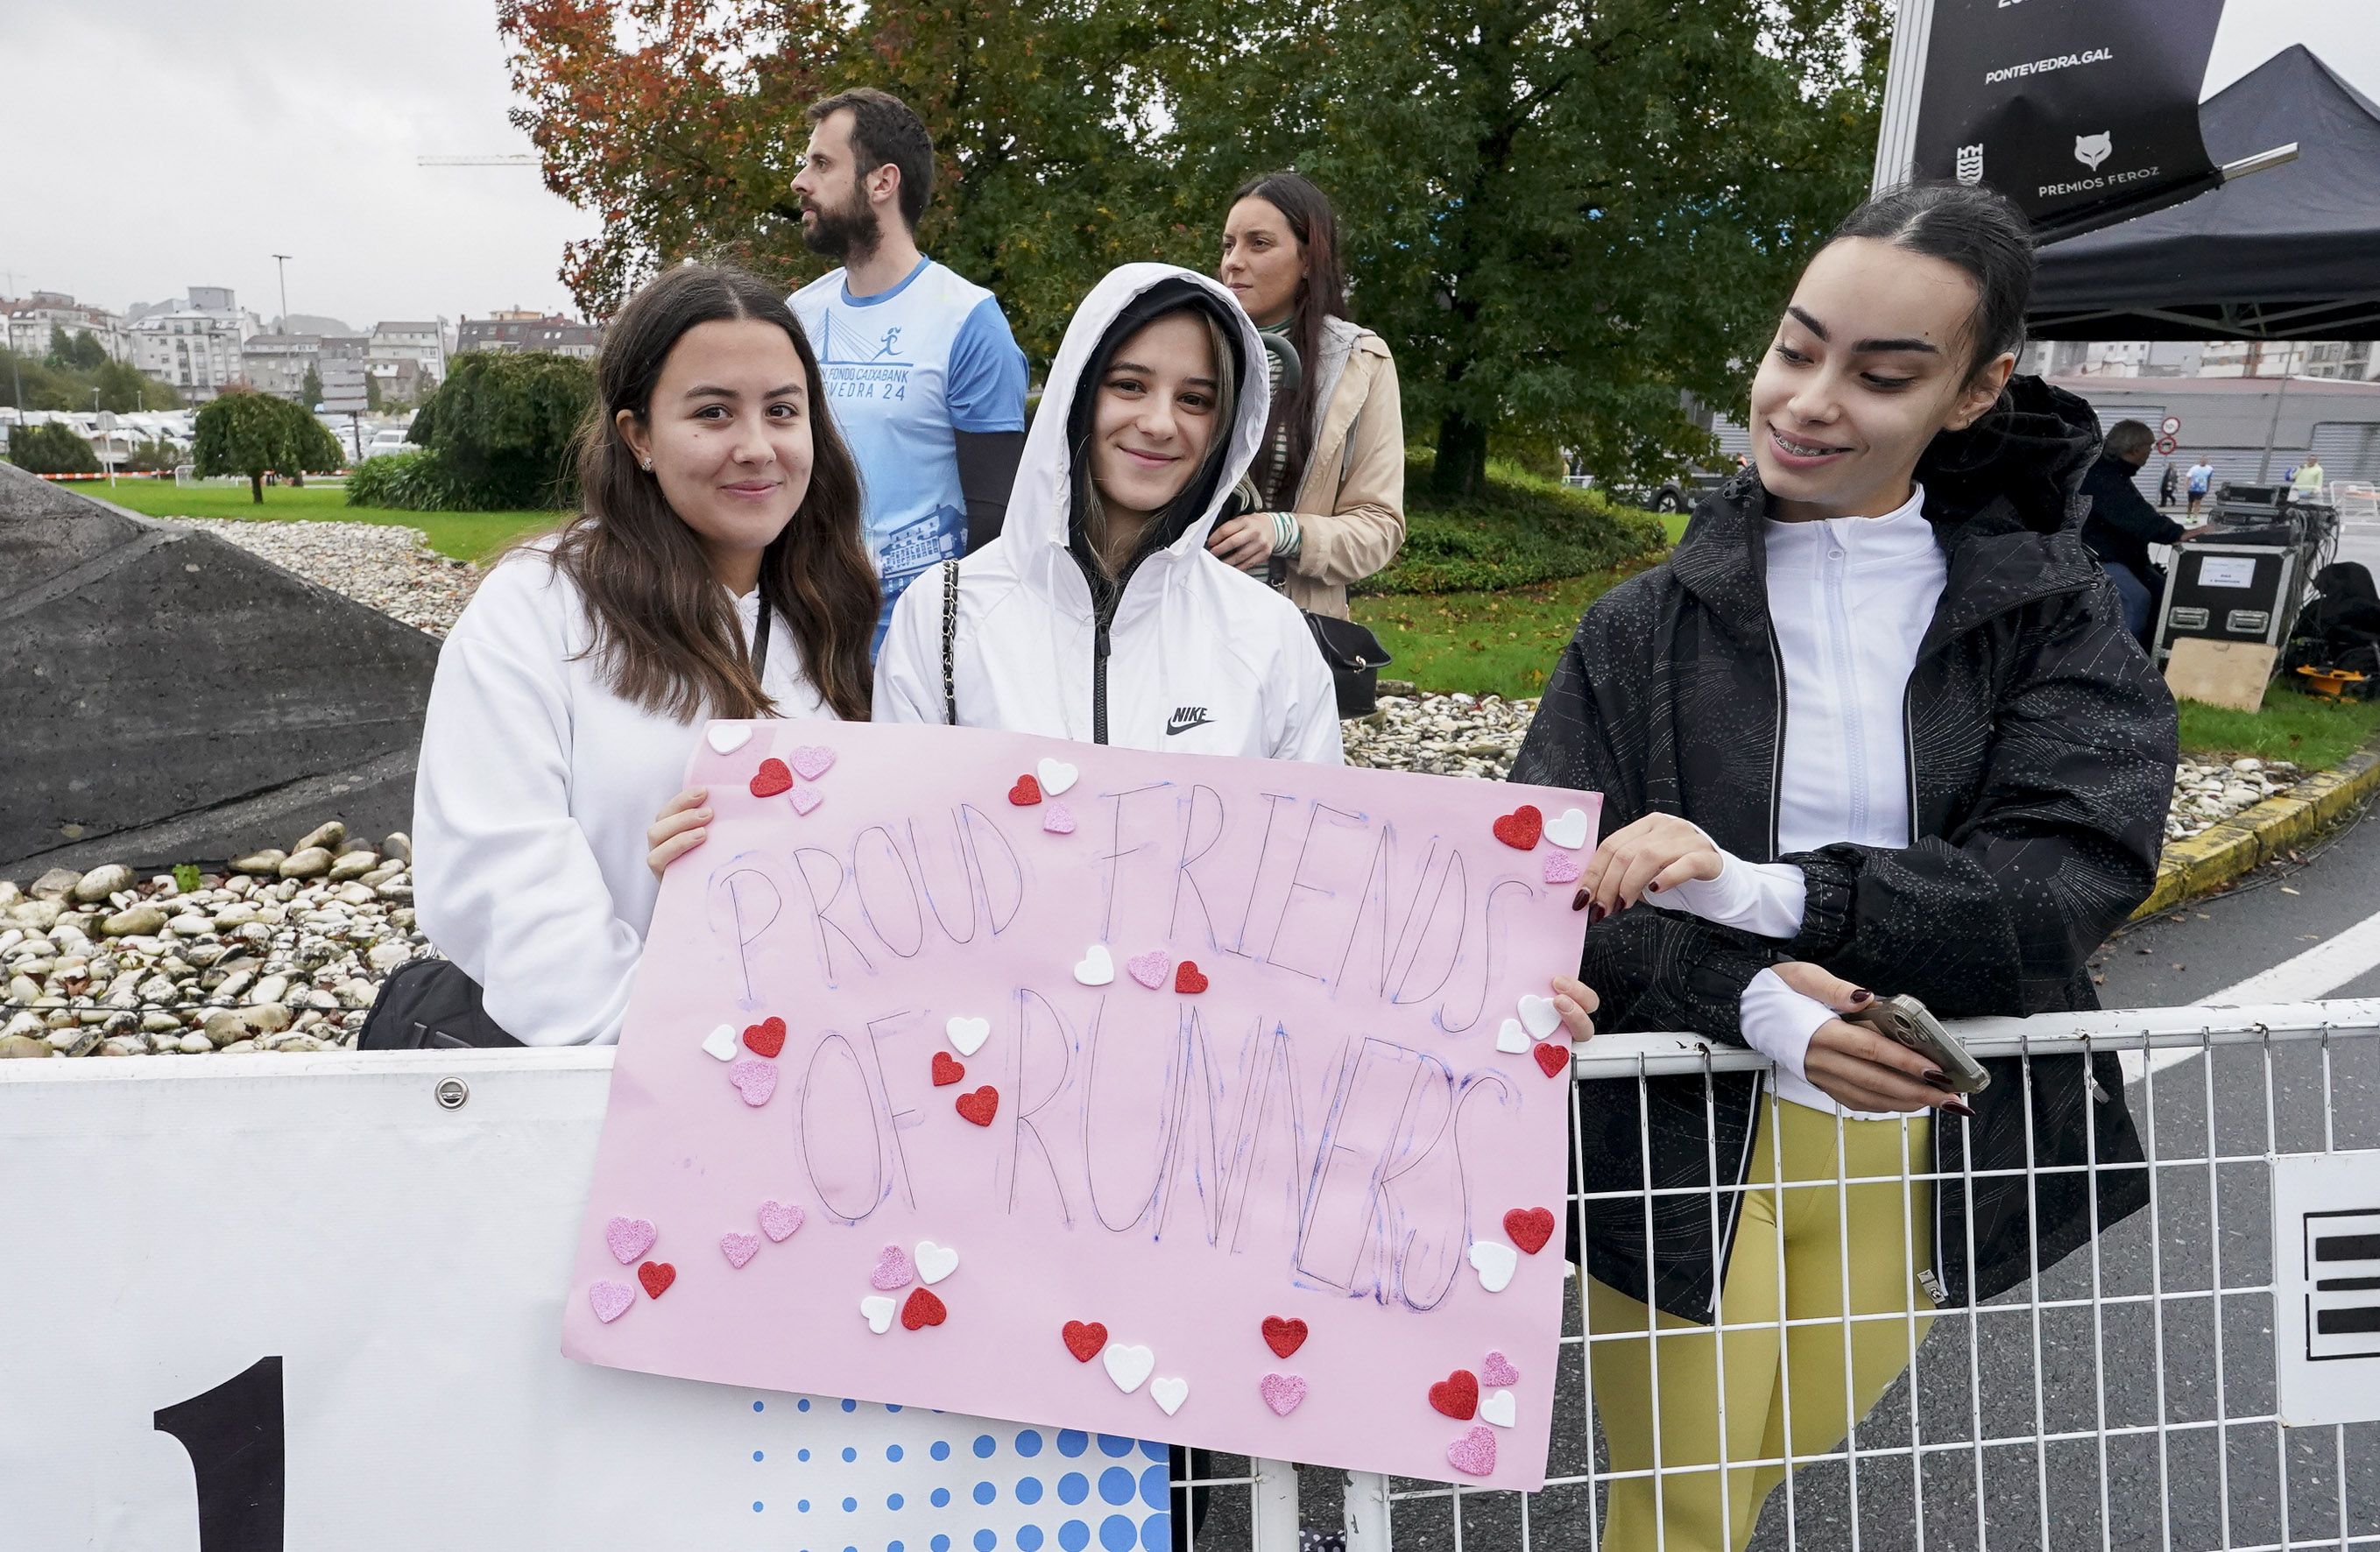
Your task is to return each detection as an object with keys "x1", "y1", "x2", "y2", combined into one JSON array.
[
  {"x1": 871, "y1": 265, "x2": 1343, "y2": 762},
  {"x1": 412, "y1": 263, "x2": 878, "y2": 1047}
]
